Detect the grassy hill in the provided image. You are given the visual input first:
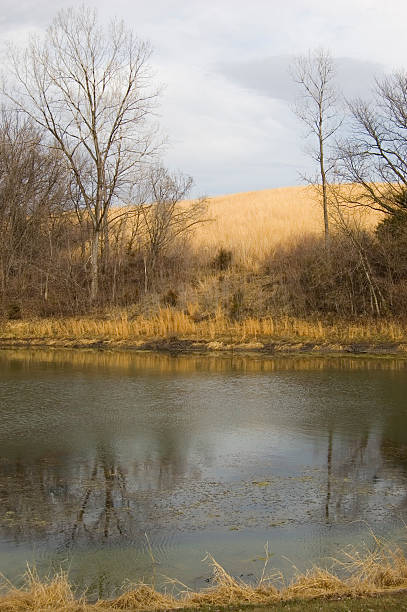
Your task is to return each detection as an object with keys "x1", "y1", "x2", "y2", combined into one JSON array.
[{"x1": 190, "y1": 185, "x2": 382, "y2": 266}]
